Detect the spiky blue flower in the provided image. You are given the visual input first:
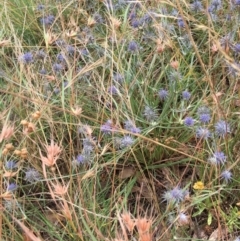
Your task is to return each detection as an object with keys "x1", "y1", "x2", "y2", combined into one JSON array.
[
  {"x1": 66, "y1": 45, "x2": 76, "y2": 55},
  {"x1": 57, "y1": 53, "x2": 65, "y2": 62},
  {"x1": 124, "y1": 120, "x2": 141, "y2": 134},
  {"x1": 5, "y1": 160, "x2": 18, "y2": 170},
  {"x1": 100, "y1": 120, "x2": 116, "y2": 134},
  {"x1": 208, "y1": 0, "x2": 222, "y2": 12},
  {"x1": 196, "y1": 127, "x2": 211, "y2": 140},
  {"x1": 199, "y1": 113, "x2": 211, "y2": 124},
  {"x1": 163, "y1": 187, "x2": 187, "y2": 204},
  {"x1": 158, "y1": 89, "x2": 168, "y2": 100},
  {"x1": 184, "y1": 117, "x2": 194, "y2": 127},
  {"x1": 19, "y1": 52, "x2": 34, "y2": 64},
  {"x1": 177, "y1": 17, "x2": 185, "y2": 28},
  {"x1": 25, "y1": 168, "x2": 41, "y2": 183},
  {"x1": 143, "y1": 106, "x2": 158, "y2": 122},
  {"x1": 182, "y1": 90, "x2": 191, "y2": 100},
  {"x1": 208, "y1": 151, "x2": 226, "y2": 165},
  {"x1": 169, "y1": 70, "x2": 182, "y2": 82},
  {"x1": 215, "y1": 120, "x2": 230, "y2": 137},
  {"x1": 76, "y1": 154, "x2": 87, "y2": 165},
  {"x1": 113, "y1": 73, "x2": 124, "y2": 84},
  {"x1": 190, "y1": 1, "x2": 203, "y2": 12},
  {"x1": 128, "y1": 40, "x2": 139, "y2": 53},
  {"x1": 7, "y1": 183, "x2": 18, "y2": 192},
  {"x1": 131, "y1": 18, "x2": 141, "y2": 28},
  {"x1": 197, "y1": 106, "x2": 210, "y2": 115},
  {"x1": 232, "y1": 43, "x2": 240, "y2": 54},
  {"x1": 40, "y1": 15, "x2": 55, "y2": 27},
  {"x1": 120, "y1": 135, "x2": 134, "y2": 148},
  {"x1": 108, "y1": 85, "x2": 119, "y2": 95},
  {"x1": 82, "y1": 138, "x2": 95, "y2": 154},
  {"x1": 221, "y1": 170, "x2": 232, "y2": 182},
  {"x1": 53, "y1": 63, "x2": 63, "y2": 73},
  {"x1": 36, "y1": 50, "x2": 46, "y2": 59}
]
